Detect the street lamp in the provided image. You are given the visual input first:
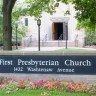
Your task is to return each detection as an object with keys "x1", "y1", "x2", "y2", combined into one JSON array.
[
  {"x1": 16, "y1": 23, "x2": 18, "y2": 49},
  {"x1": 37, "y1": 19, "x2": 41, "y2": 51}
]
